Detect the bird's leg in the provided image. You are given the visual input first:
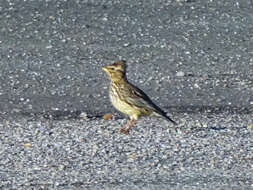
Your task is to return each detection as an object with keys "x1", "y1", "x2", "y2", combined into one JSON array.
[{"x1": 120, "y1": 119, "x2": 136, "y2": 135}]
